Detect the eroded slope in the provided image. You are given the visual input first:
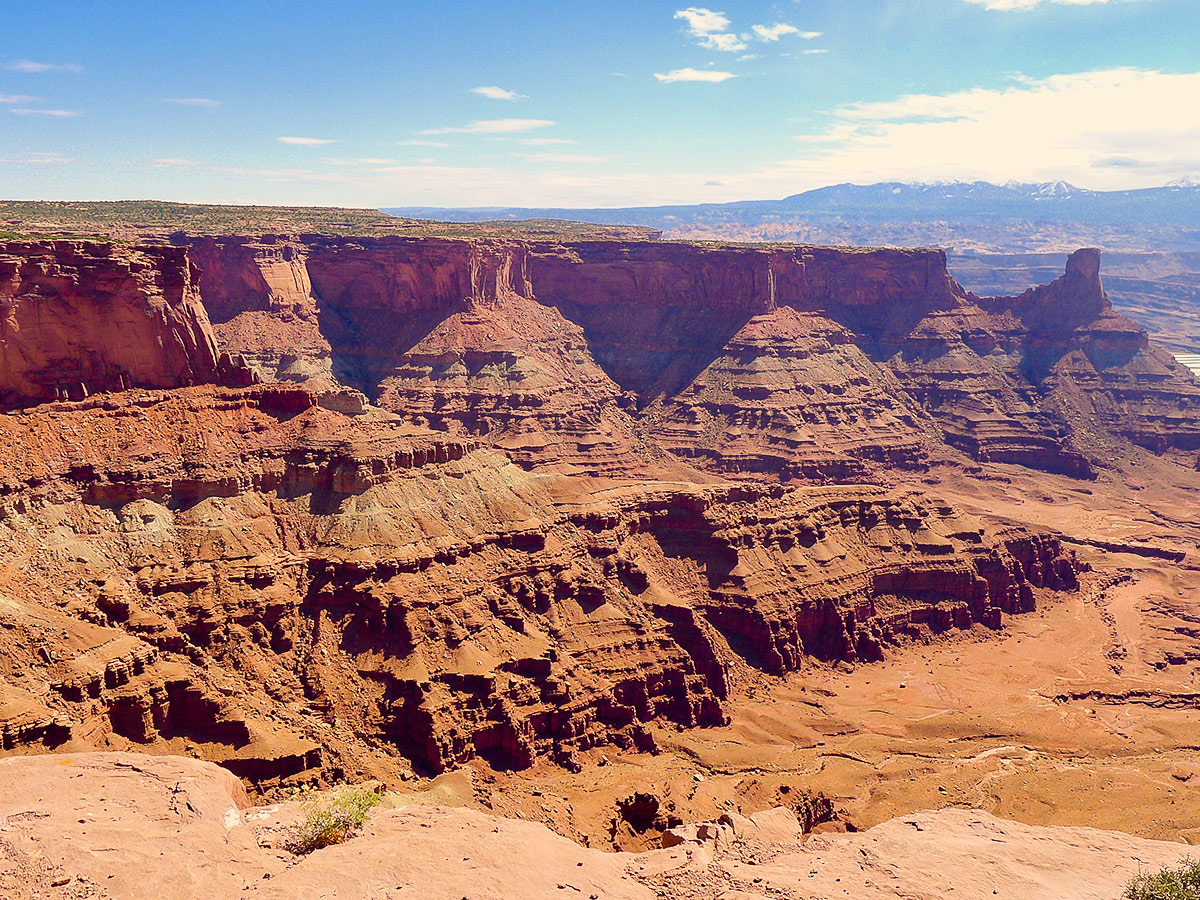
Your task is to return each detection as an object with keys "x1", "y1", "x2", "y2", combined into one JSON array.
[{"x1": 189, "y1": 236, "x2": 1200, "y2": 481}]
